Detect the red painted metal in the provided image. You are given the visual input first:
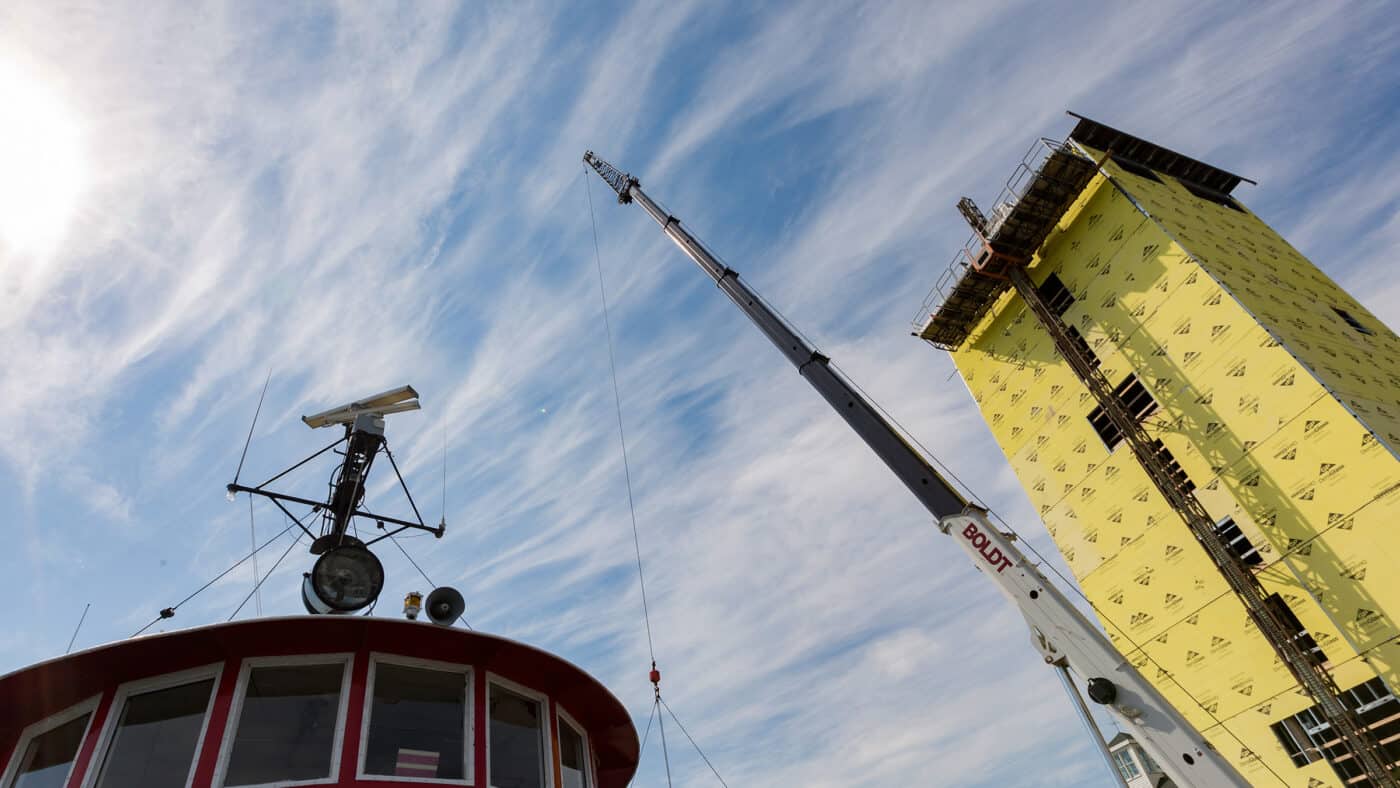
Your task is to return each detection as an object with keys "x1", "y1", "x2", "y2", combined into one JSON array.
[
  {"x1": 63, "y1": 692, "x2": 112, "y2": 788},
  {"x1": 189, "y1": 657, "x2": 242, "y2": 787},
  {"x1": 0, "y1": 617, "x2": 638, "y2": 788},
  {"x1": 472, "y1": 666, "x2": 487, "y2": 785}
]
